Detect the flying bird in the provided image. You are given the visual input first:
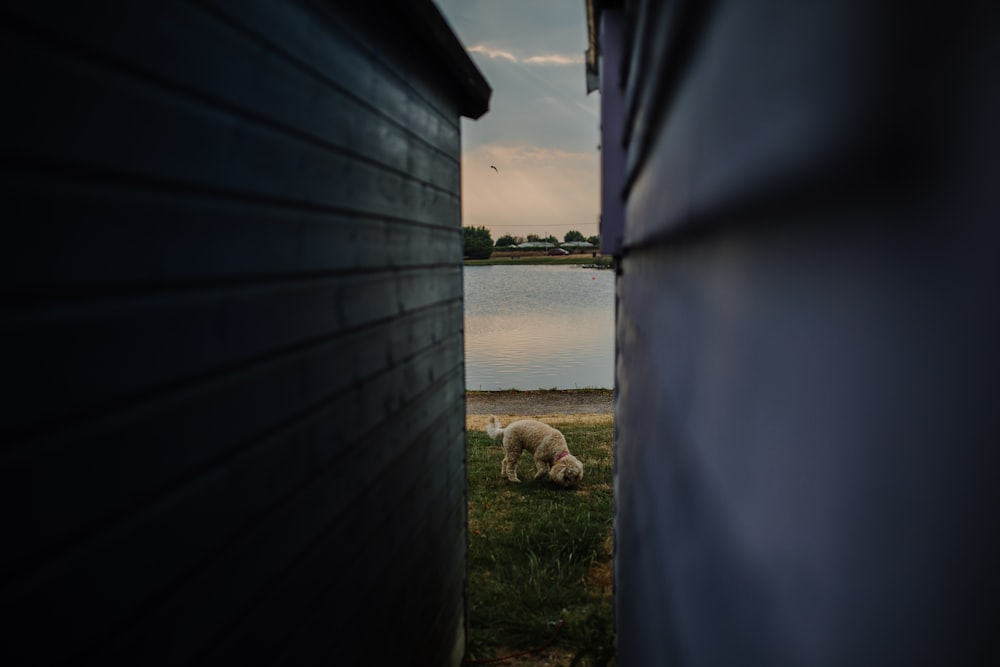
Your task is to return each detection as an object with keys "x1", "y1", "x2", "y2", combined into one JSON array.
[{"x1": 490, "y1": 165, "x2": 498, "y2": 172}]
